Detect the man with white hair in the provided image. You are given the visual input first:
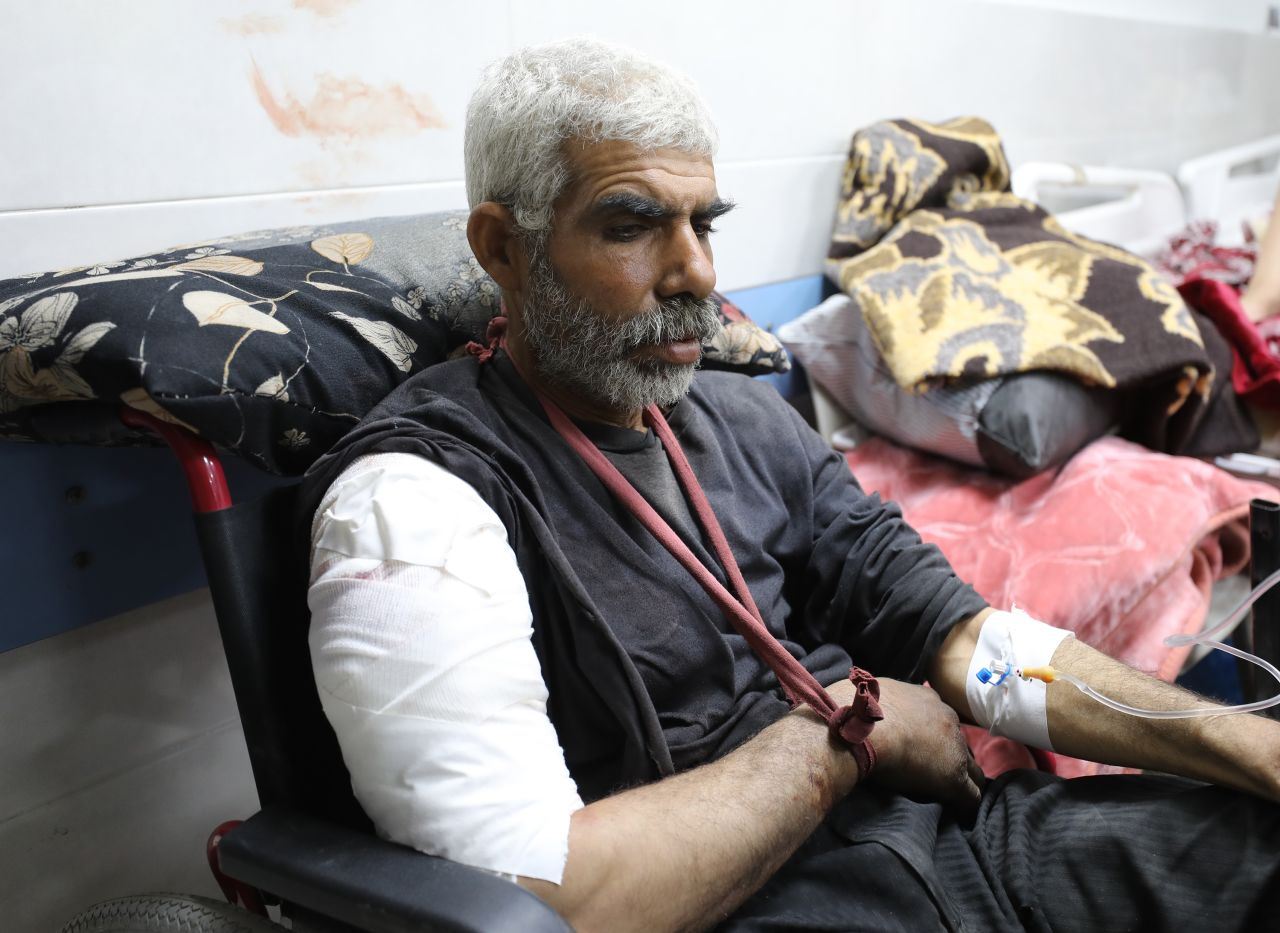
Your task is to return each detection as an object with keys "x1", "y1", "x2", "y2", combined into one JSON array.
[{"x1": 303, "y1": 38, "x2": 1280, "y2": 932}]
